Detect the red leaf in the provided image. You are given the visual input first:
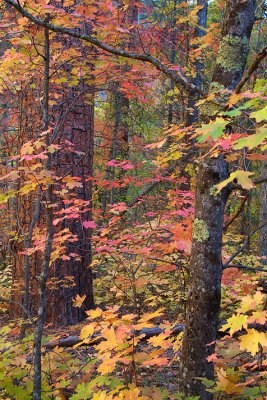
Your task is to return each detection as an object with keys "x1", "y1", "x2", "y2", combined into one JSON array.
[{"x1": 83, "y1": 220, "x2": 97, "y2": 229}]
